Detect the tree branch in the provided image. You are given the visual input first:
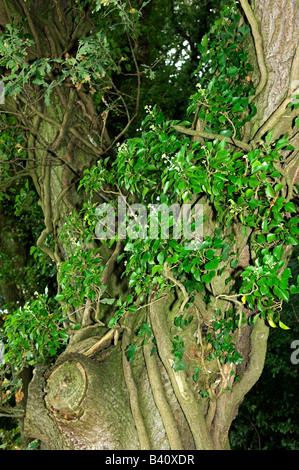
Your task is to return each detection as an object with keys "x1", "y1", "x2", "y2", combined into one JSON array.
[
  {"x1": 18, "y1": 95, "x2": 104, "y2": 157},
  {"x1": 121, "y1": 313, "x2": 151, "y2": 450},
  {"x1": 163, "y1": 262, "x2": 189, "y2": 316},
  {"x1": 143, "y1": 325, "x2": 183, "y2": 450},
  {"x1": 100, "y1": 241, "x2": 124, "y2": 287},
  {"x1": 149, "y1": 294, "x2": 214, "y2": 450},
  {"x1": 173, "y1": 125, "x2": 252, "y2": 152},
  {"x1": 20, "y1": 0, "x2": 42, "y2": 57},
  {"x1": 211, "y1": 317, "x2": 269, "y2": 449},
  {"x1": 232, "y1": 317, "x2": 269, "y2": 406},
  {"x1": 239, "y1": 0, "x2": 268, "y2": 102},
  {"x1": 37, "y1": 151, "x2": 56, "y2": 262},
  {"x1": 0, "y1": 406, "x2": 25, "y2": 419}
]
